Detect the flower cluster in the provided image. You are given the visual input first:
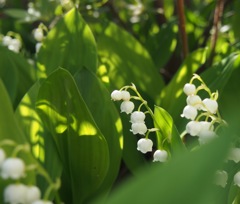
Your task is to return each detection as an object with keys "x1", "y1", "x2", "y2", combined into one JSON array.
[
  {"x1": 111, "y1": 84, "x2": 168, "y2": 163},
  {"x1": 0, "y1": 141, "x2": 54, "y2": 204},
  {"x1": 1, "y1": 34, "x2": 22, "y2": 53},
  {"x1": 181, "y1": 74, "x2": 226, "y2": 145}
]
